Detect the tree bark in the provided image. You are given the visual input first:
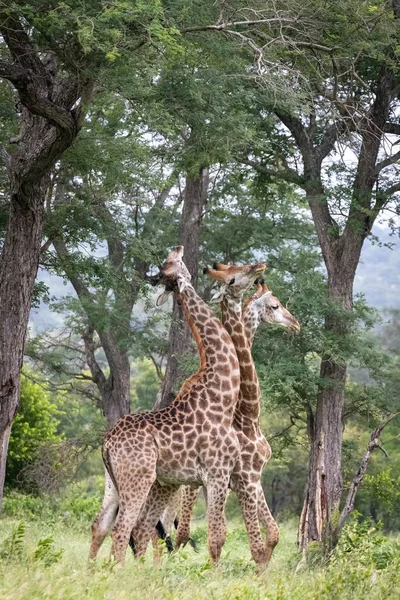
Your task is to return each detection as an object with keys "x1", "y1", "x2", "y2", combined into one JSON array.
[
  {"x1": 0, "y1": 179, "x2": 52, "y2": 507},
  {"x1": 0, "y1": 11, "x2": 91, "y2": 506},
  {"x1": 82, "y1": 326, "x2": 131, "y2": 430},
  {"x1": 298, "y1": 283, "x2": 350, "y2": 549},
  {"x1": 154, "y1": 166, "x2": 209, "y2": 409}
]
